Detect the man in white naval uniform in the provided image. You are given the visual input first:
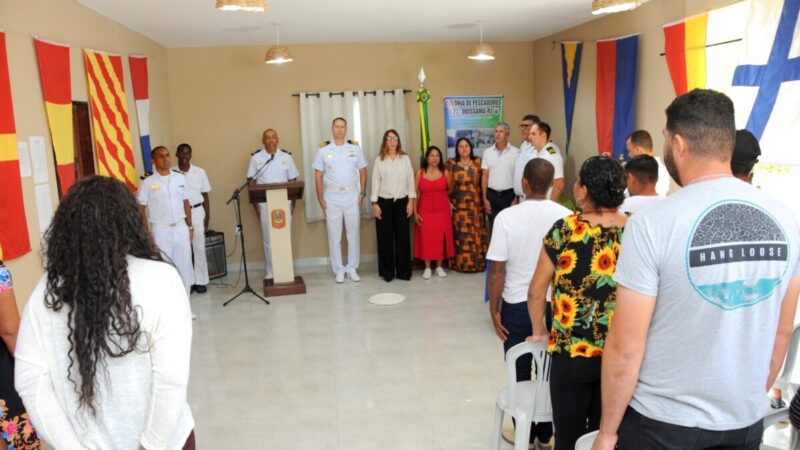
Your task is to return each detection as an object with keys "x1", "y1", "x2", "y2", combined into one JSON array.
[
  {"x1": 247, "y1": 128, "x2": 300, "y2": 281},
  {"x1": 137, "y1": 146, "x2": 194, "y2": 298},
  {"x1": 527, "y1": 121, "x2": 565, "y2": 201},
  {"x1": 514, "y1": 114, "x2": 540, "y2": 202},
  {"x1": 313, "y1": 117, "x2": 368, "y2": 283},
  {"x1": 173, "y1": 143, "x2": 212, "y2": 294}
]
